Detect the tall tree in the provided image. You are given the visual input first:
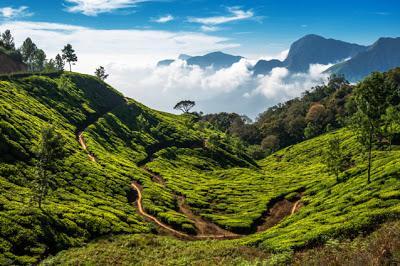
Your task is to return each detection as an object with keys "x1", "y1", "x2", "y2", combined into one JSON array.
[
  {"x1": 174, "y1": 100, "x2": 195, "y2": 113},
  {"x1": 0, "y1": 29, "x2": 15, "y2": 50},
  {"x1": 32, "y1": 49, "x2": 46, "y2": 72},
  {"x1": 61, "y1": 44, "x2": 78, "y2": 71},
  {"x1": 350, "y1": 72, "x2": 392, "y2": 183},
  {"x1": 95, "y1": 66, "x2": 109, "y2": 80},
  {"x1": 20, "y1": 37, "x2": 37, "y2": 71},
  {"x1": 32, "y1": 125, "x2": 66, "y2": 209},
  {"x1": 55, "y1": 54, "x2": 64, "y2": 71}
]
